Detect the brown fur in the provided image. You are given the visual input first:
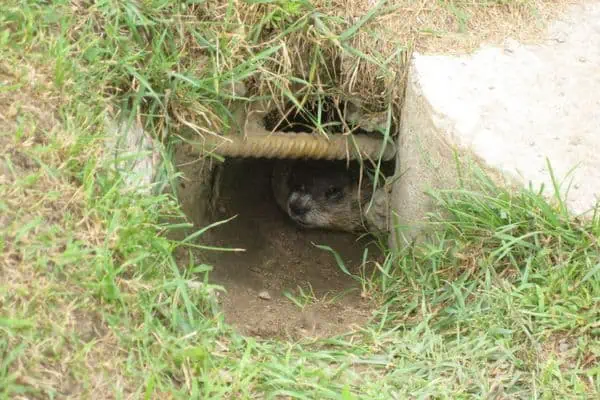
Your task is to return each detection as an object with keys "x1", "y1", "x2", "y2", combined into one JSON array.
[{"x1": 271, "y1": 159, "x2": 373, "y2": 233}]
